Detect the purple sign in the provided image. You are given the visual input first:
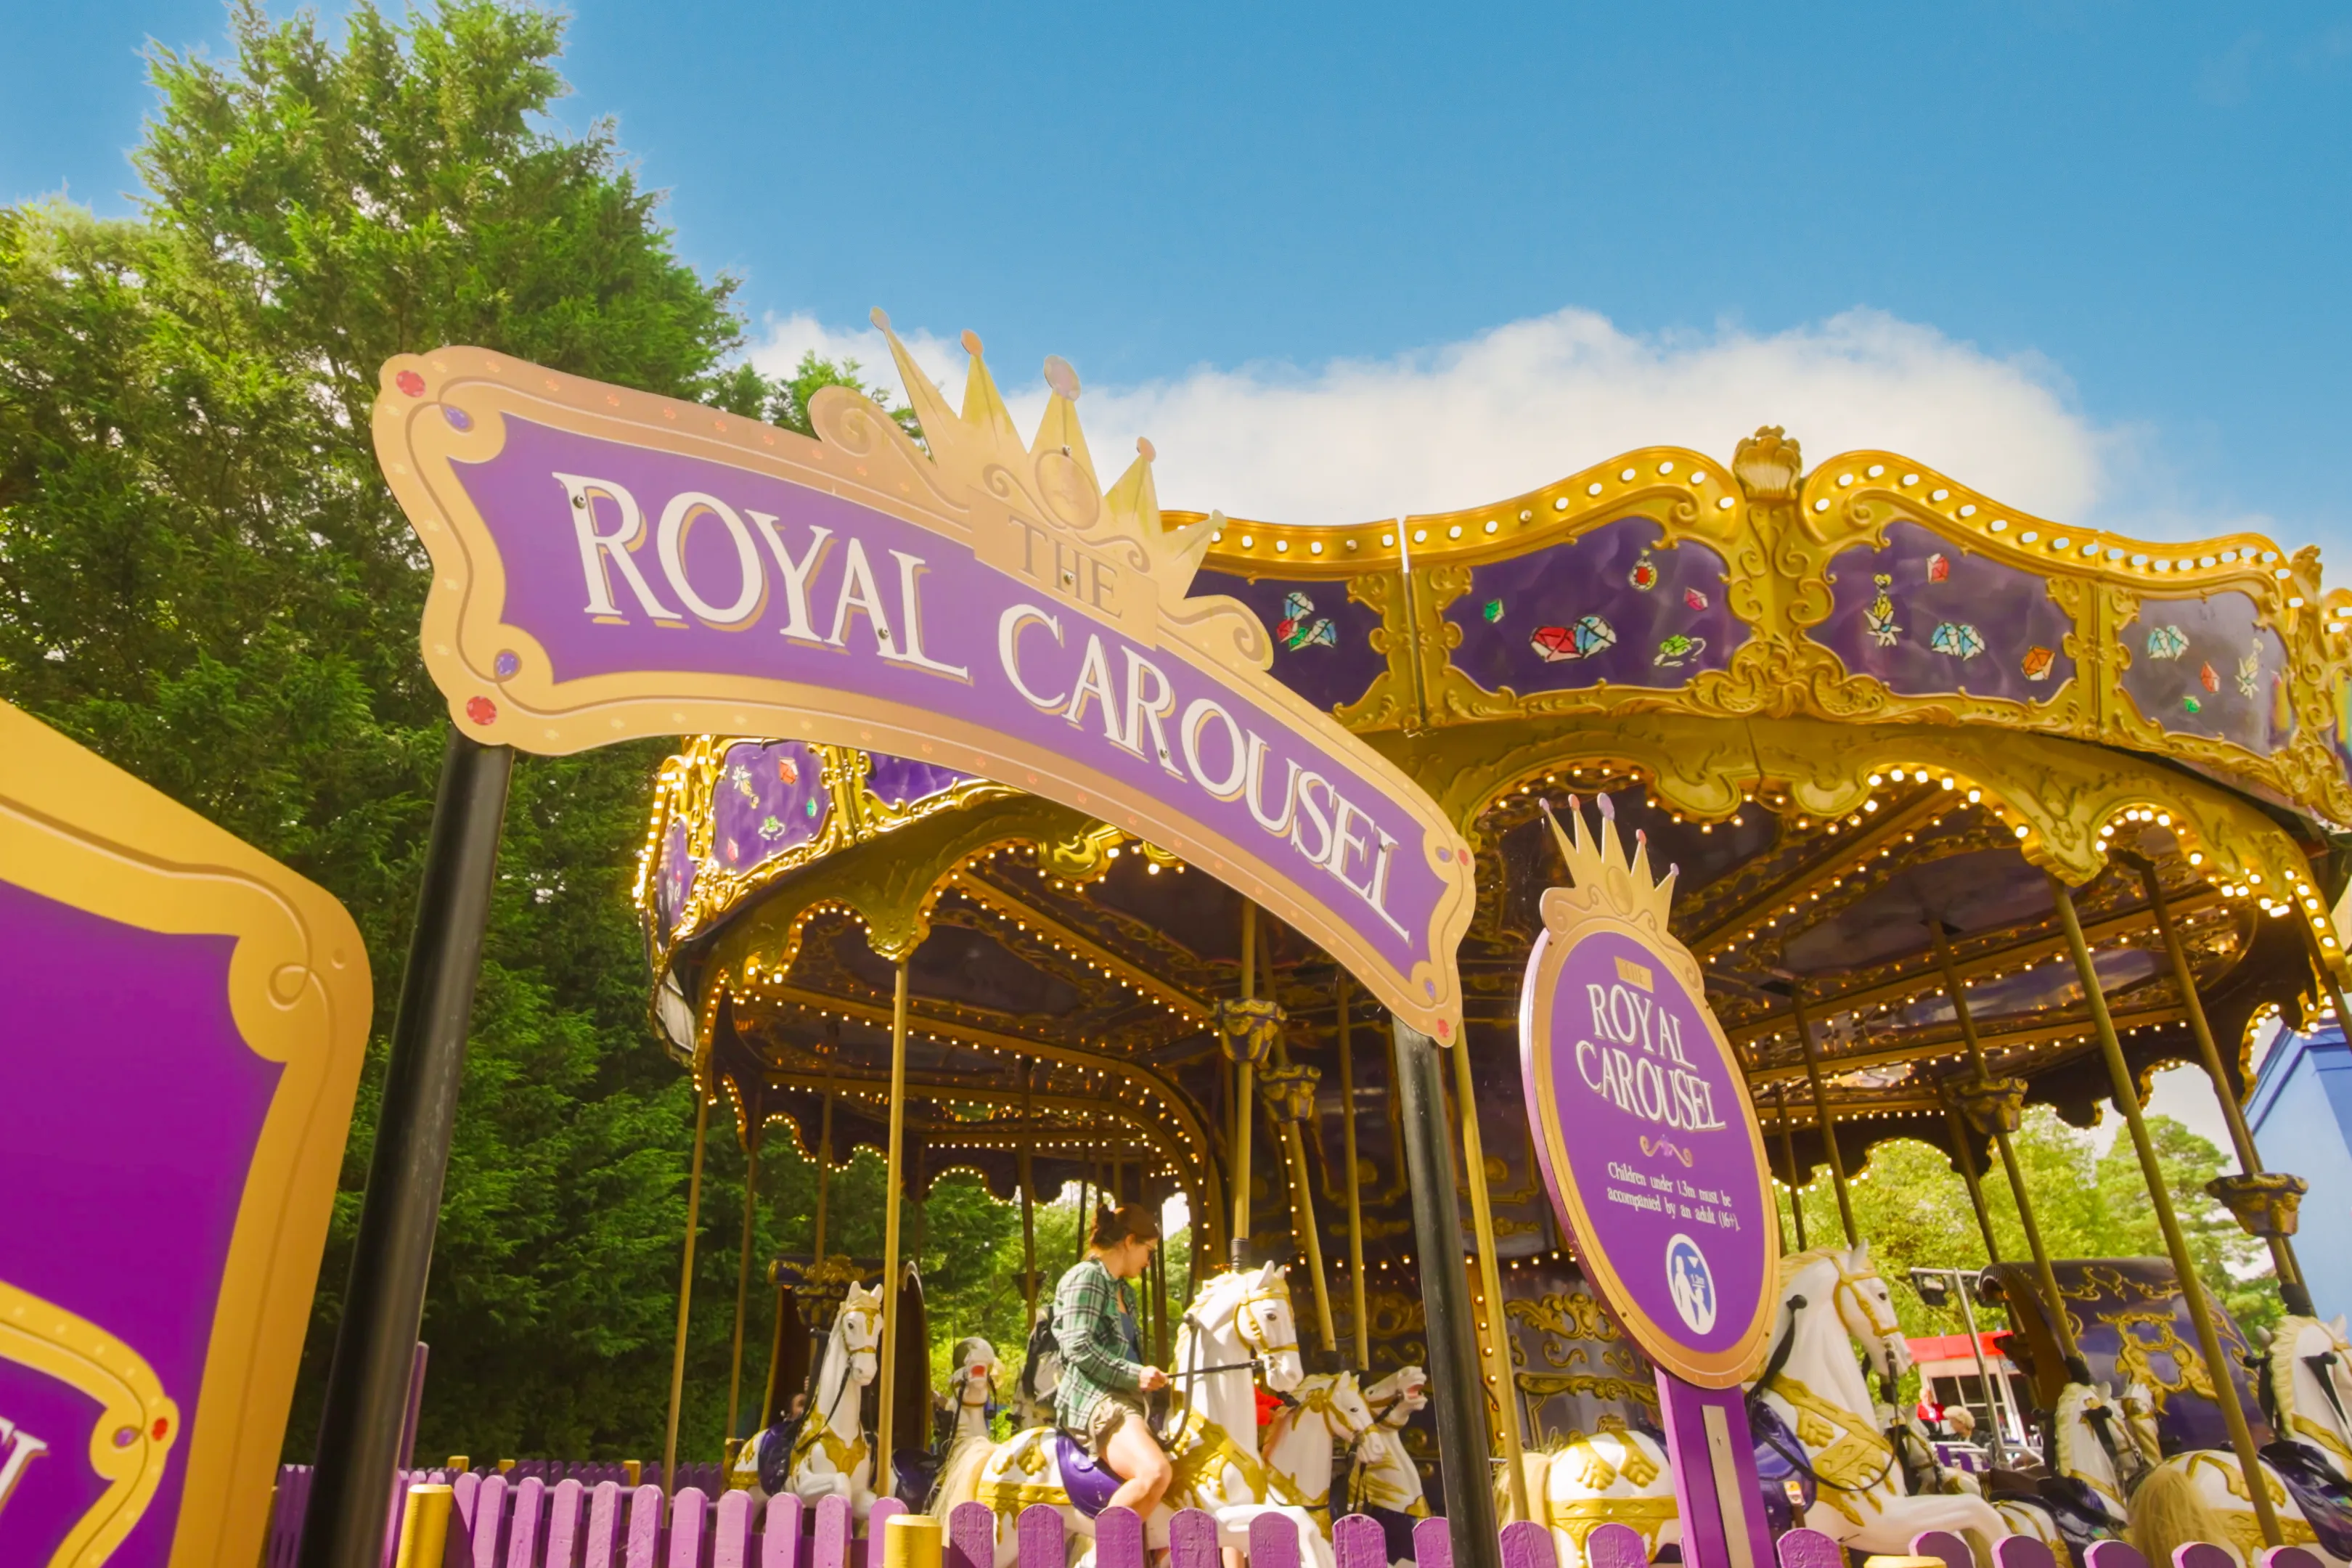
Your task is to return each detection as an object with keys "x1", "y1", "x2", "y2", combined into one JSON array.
[
  {"x1": 373, "y1": 332, "x2": 1474, "y2": 1038},
  {"x1": 0, "y1": 703, "x2": 371, "y2": 1565},
  {"x1": 1519, "y1": 804, "x2": 1776, "y2": 1387}
]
